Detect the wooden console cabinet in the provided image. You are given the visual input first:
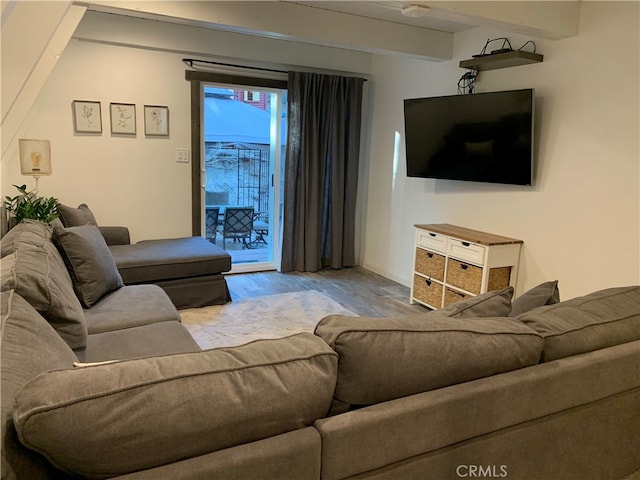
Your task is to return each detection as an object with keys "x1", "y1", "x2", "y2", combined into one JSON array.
[{"x1": 411, "y1": 224, "x2": 523, "y2": 309}]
